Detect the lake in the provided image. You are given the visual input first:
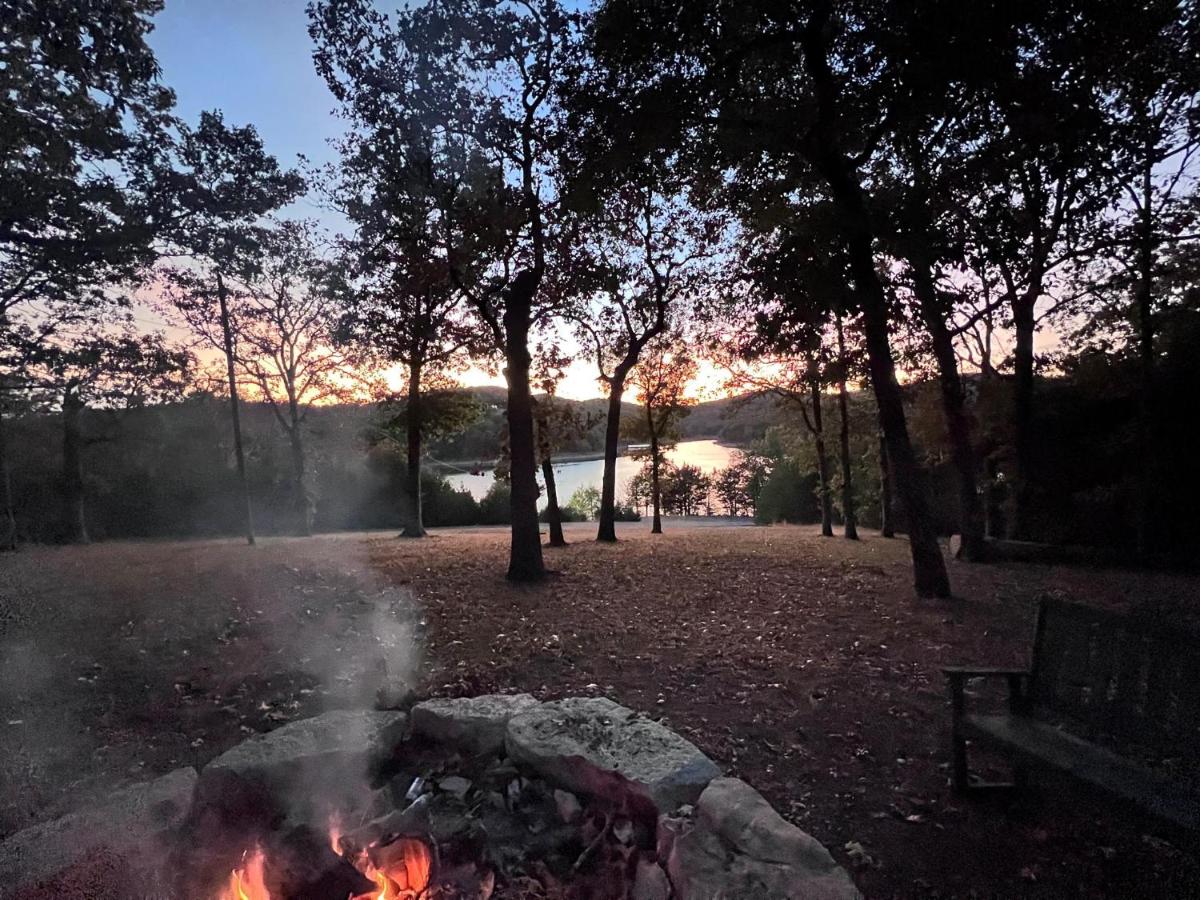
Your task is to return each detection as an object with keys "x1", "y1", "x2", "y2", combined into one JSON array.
[{"x1": 443, "y1": 439, "x2": 739, "y2": 508}]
